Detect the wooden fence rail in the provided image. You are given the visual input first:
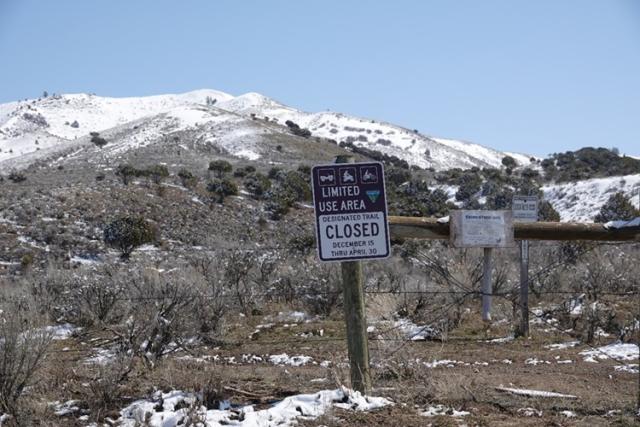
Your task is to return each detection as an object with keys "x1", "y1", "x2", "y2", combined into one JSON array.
[{"x1": 389, "y1": 216, "x2": 640, "y2": 242}]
